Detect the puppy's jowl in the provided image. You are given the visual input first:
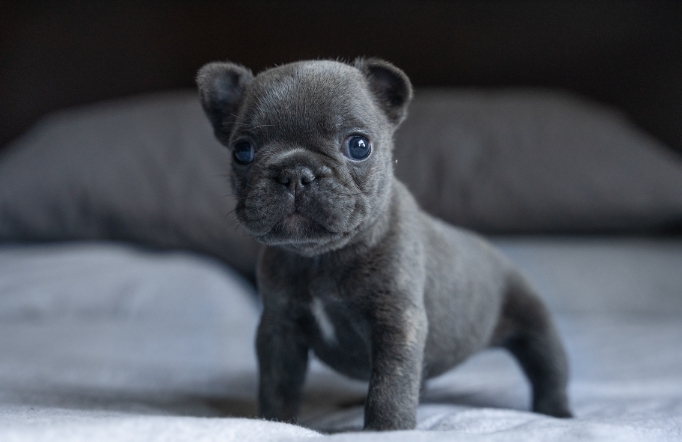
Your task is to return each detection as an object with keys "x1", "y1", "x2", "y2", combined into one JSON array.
[{"x1": 197, "y1": 58, "x2": 572, "y2": 430}]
